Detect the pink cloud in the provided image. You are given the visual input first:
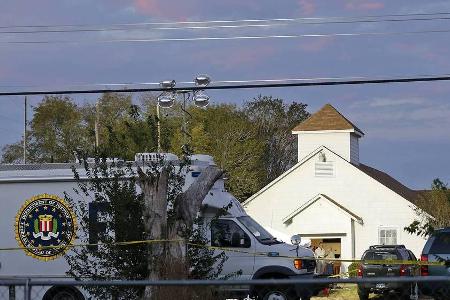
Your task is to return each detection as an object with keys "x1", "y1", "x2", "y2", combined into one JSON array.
[
  {"x1": 345, "y1": 1, "x2": 384, "y2": 11},
  {"x1": 132, "y1": 0, "x2": 191, "y2": 20},
  {"x1": 298, "y1": 0, "x2": 316, "y2": 15},
  {"x1": 298, "y1": 37, "x2": 334, "y2": 52}
]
